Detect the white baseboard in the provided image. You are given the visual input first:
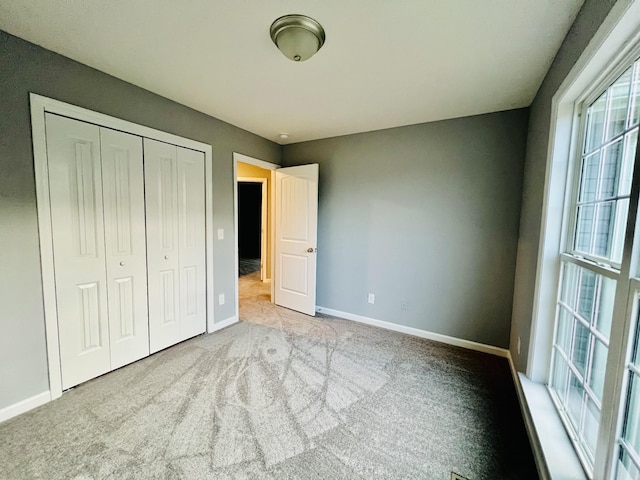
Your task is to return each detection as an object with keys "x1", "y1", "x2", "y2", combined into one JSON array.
[
  {"x1": 316, "y1": 306, "x2": 509, "y2": 358},
  {"x1": 208, "y1": 315, "x2": 238, "y2": 333},
  {"x1": 0, "y1": 391, "x2": 50, "y2": 423}
]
